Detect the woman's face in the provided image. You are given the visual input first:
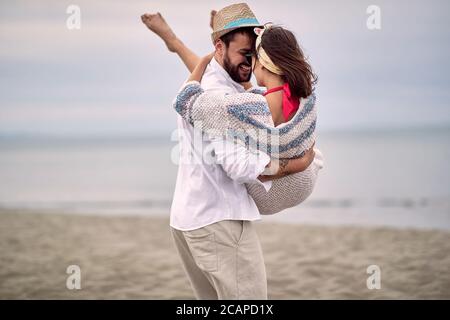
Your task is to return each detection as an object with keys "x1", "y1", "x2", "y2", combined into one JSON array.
[{"x1": 252, "y1": 56, "x2": 265, "y2": 87}]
